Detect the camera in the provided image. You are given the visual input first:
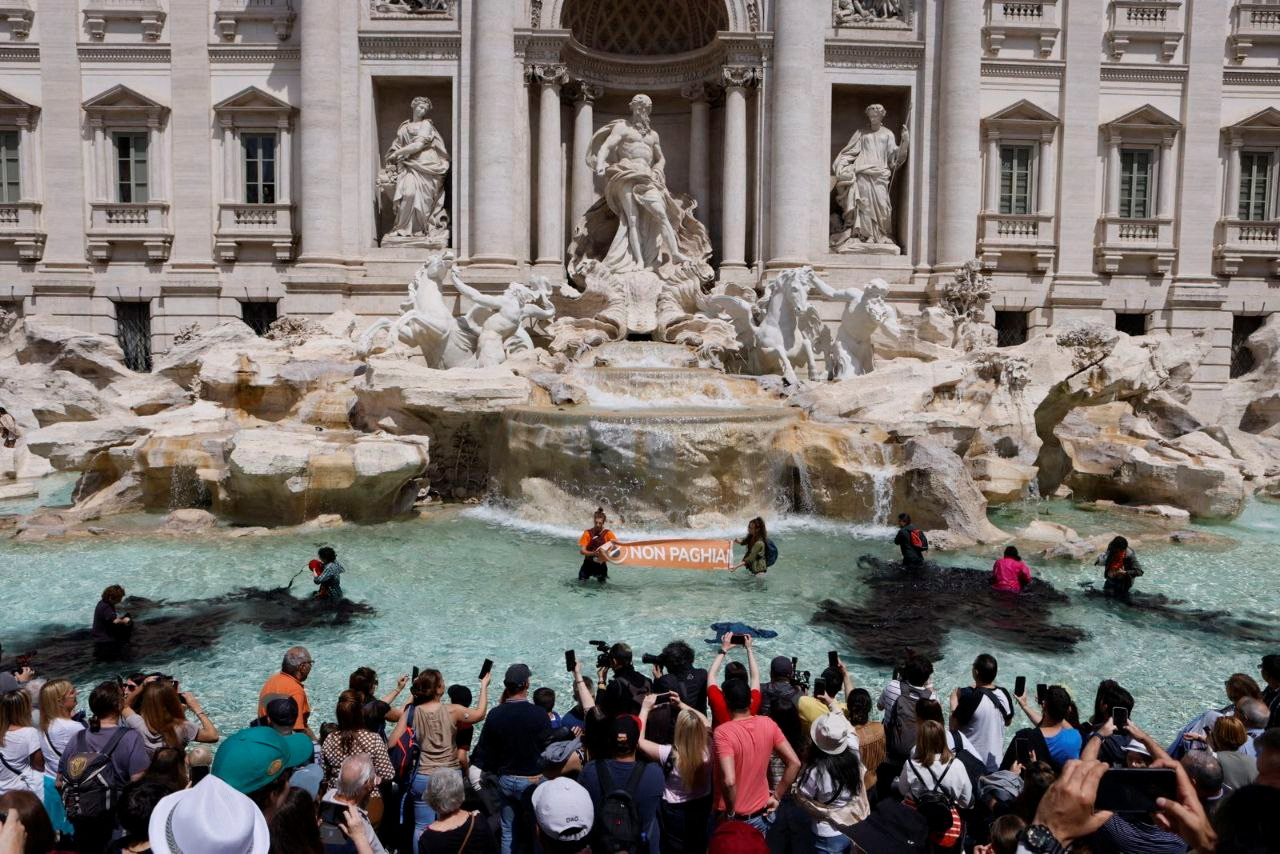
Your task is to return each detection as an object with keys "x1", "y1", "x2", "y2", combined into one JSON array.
[
  {"x1": 640, "y1": 652, "x2": 666, "y2": 669},
  {"x1": 589, "y1": 640, "x2": 612, "y2": 669}
]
